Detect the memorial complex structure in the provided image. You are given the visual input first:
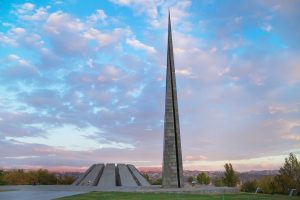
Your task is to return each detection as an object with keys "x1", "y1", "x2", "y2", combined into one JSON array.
[
  {"x1": 72, "y1": 163, "x2": 150, "y2": 187},
  {"x1": 73, "y1": 13, "x2": 183, "y2": 188}
]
